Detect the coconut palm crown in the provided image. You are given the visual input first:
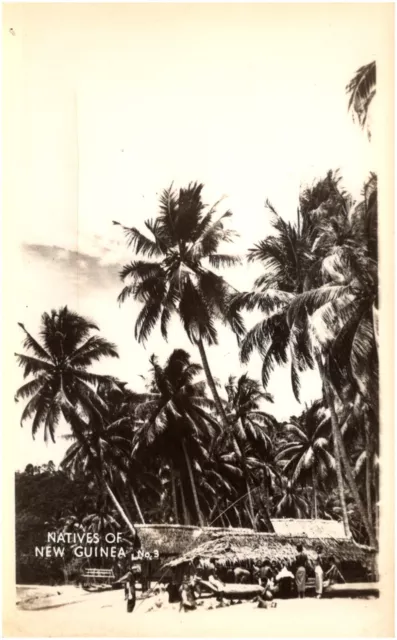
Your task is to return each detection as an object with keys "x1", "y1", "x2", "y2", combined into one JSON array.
[{"x1": 14, "y1": 307, "x2": 119, "y2": 442}]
